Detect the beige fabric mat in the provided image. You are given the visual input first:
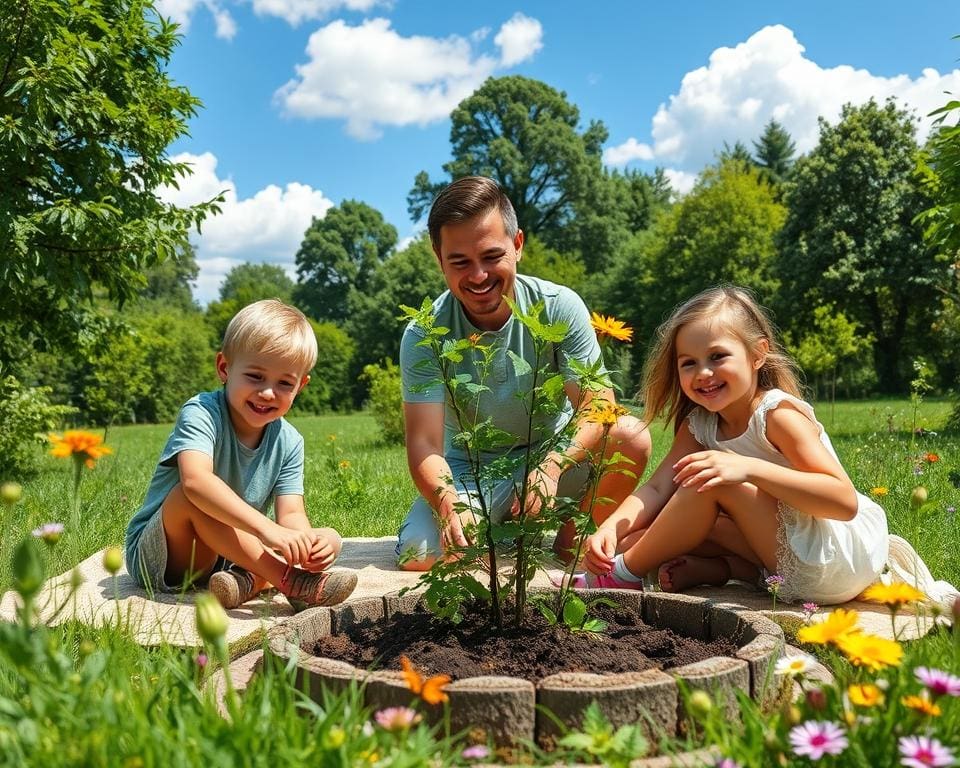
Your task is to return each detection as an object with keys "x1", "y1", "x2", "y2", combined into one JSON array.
[{"x1": 0, "y1": 536, "x2": 948, "y2": 650}]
